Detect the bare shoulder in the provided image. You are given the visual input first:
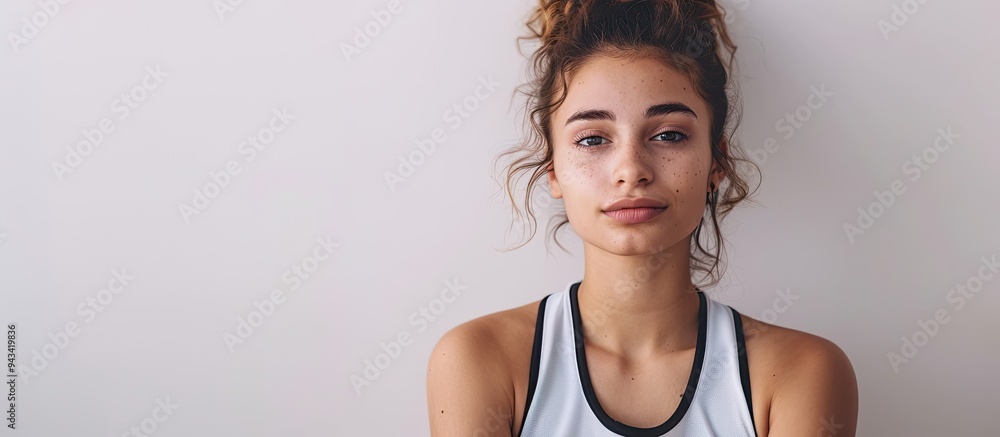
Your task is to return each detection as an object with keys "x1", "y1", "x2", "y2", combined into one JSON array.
[
  {"x1": 430, "y1": 298, "x2": 540, "y2": 370},
  {"x1": 426, "y1": 298, "x2": 542, "y2": 436},
  {"x1": 737, "y1": 312, "x2": 859, "y2": 437}
]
